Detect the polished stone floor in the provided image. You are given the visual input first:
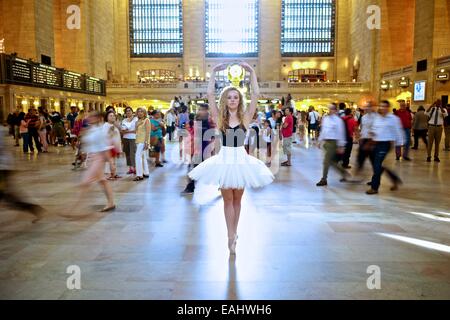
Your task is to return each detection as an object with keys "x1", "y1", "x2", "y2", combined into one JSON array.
[{"x1": 0, "y1": 135, "x2": 449, "y2": 300}]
